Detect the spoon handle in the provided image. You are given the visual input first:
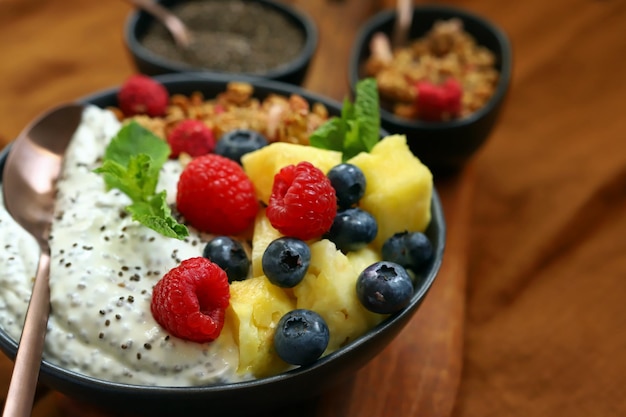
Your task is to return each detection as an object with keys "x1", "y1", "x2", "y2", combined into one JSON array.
[
  {"x1": 392, "y1": 0, "x2": 412, "y2": 48},
  {"x1": 124, "y1": 0, "x2": 193, "y2": 49},
  {"x1": 2, "y1": 253, "x2": 51, "y2": 417}
]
